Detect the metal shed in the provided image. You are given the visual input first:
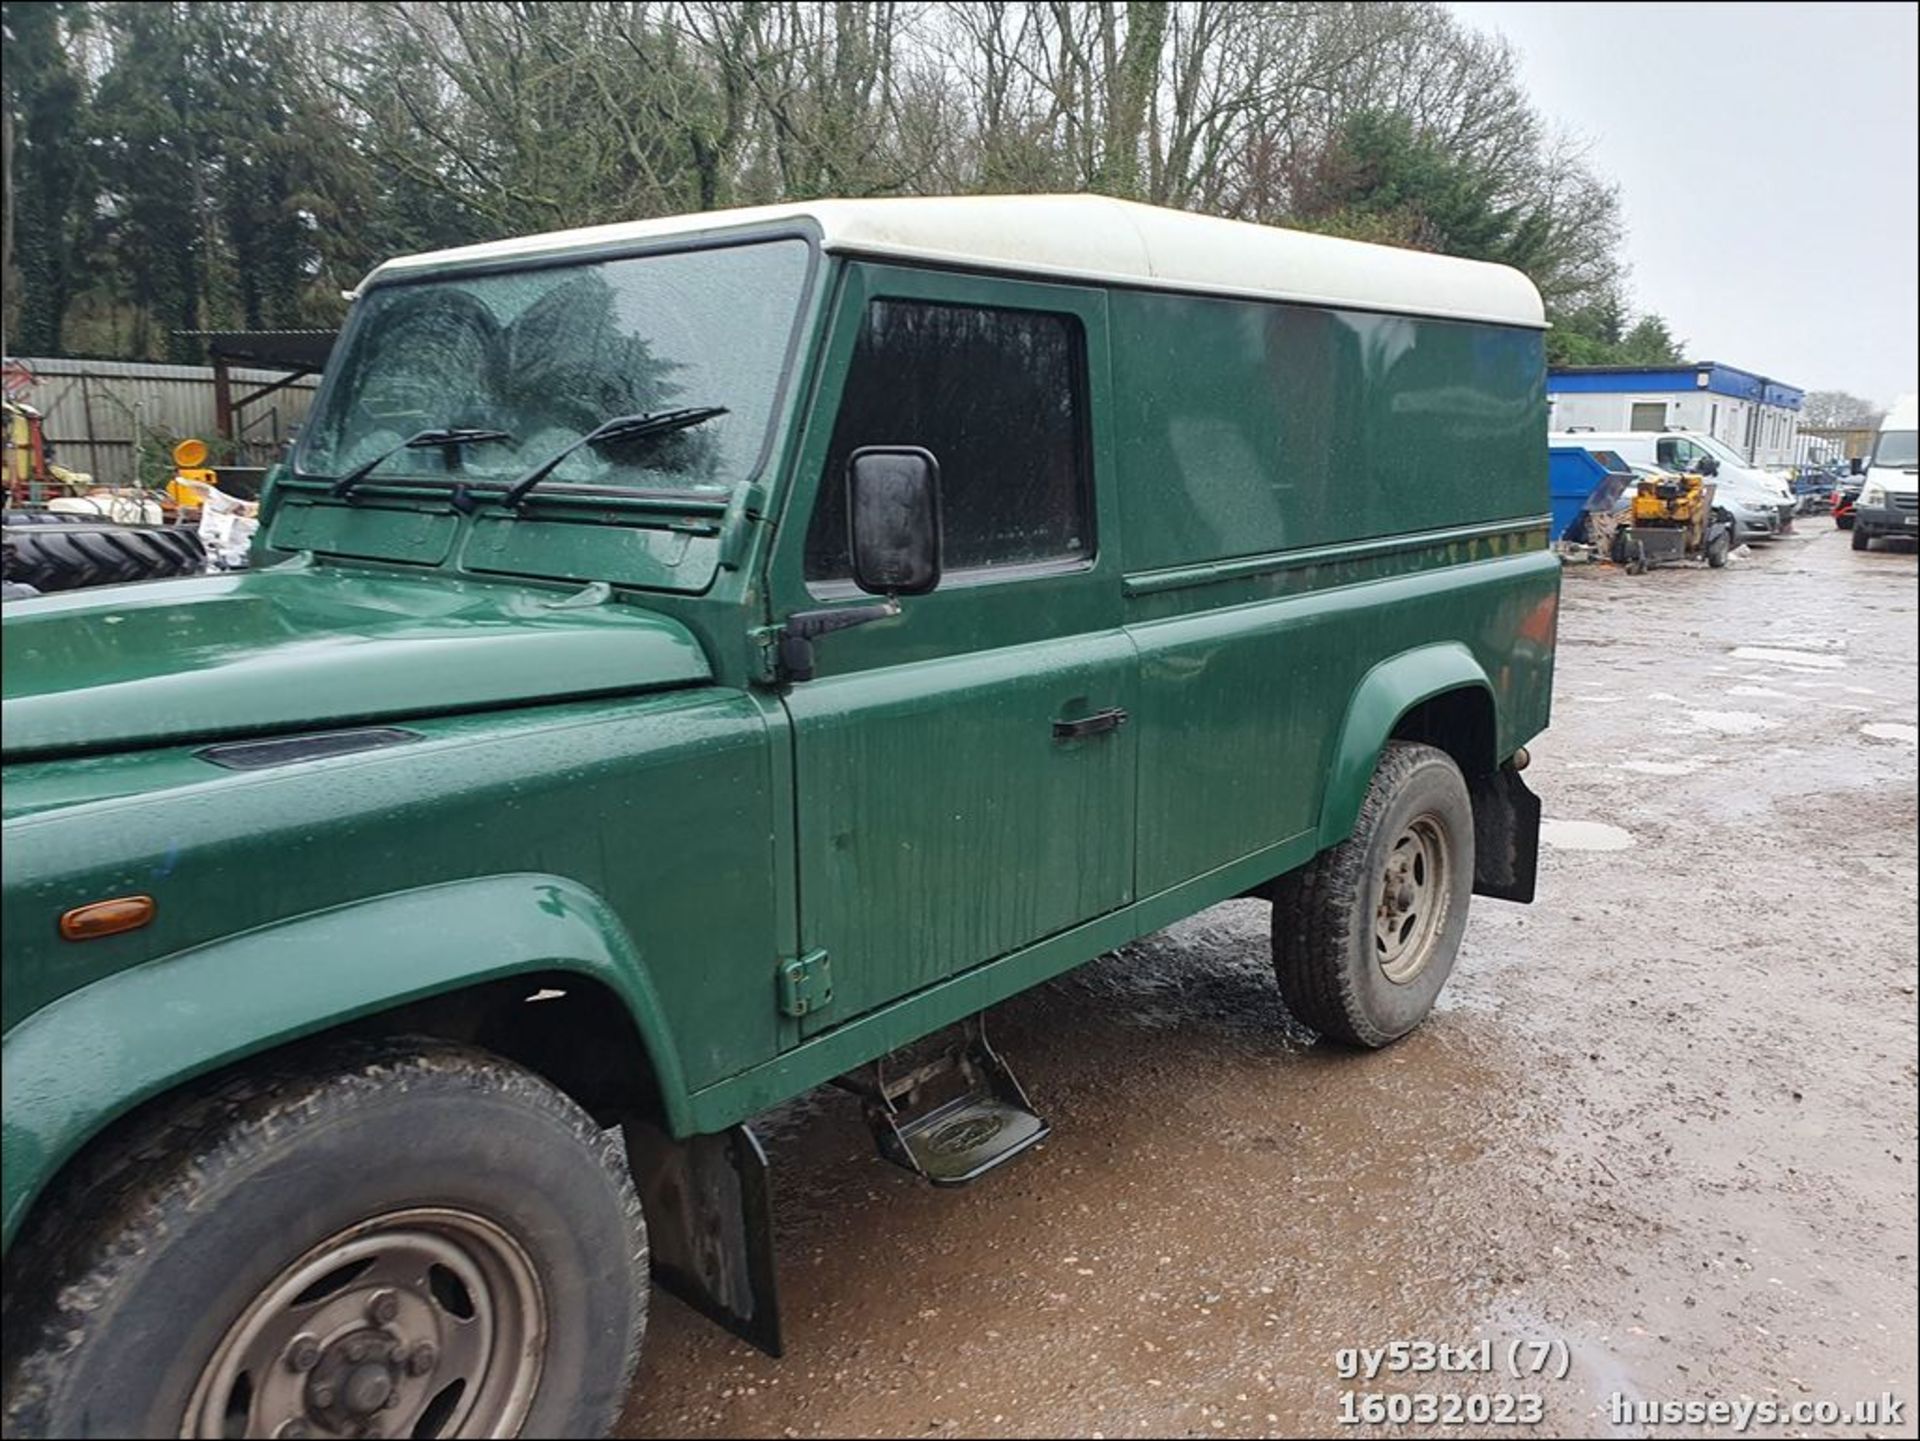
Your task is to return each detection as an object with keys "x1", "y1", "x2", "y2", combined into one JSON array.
[{"x1": 8, "y1": 353, "x2": 324, "y2": 488}]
